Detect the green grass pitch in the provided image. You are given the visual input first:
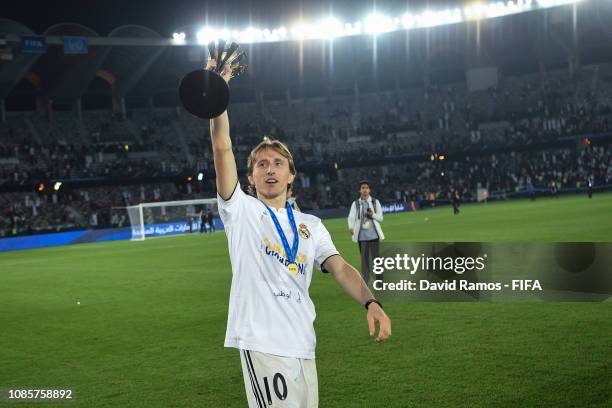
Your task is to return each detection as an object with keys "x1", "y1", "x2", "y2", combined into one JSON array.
[{"x1": 1, "y1": 193, "x2": 611, "y2": 407}]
